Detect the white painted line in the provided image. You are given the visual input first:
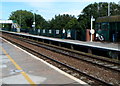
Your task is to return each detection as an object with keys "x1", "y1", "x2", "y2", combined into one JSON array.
[{"x1": 1, "y1": 38, "x2": 89, "y2": 85}]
